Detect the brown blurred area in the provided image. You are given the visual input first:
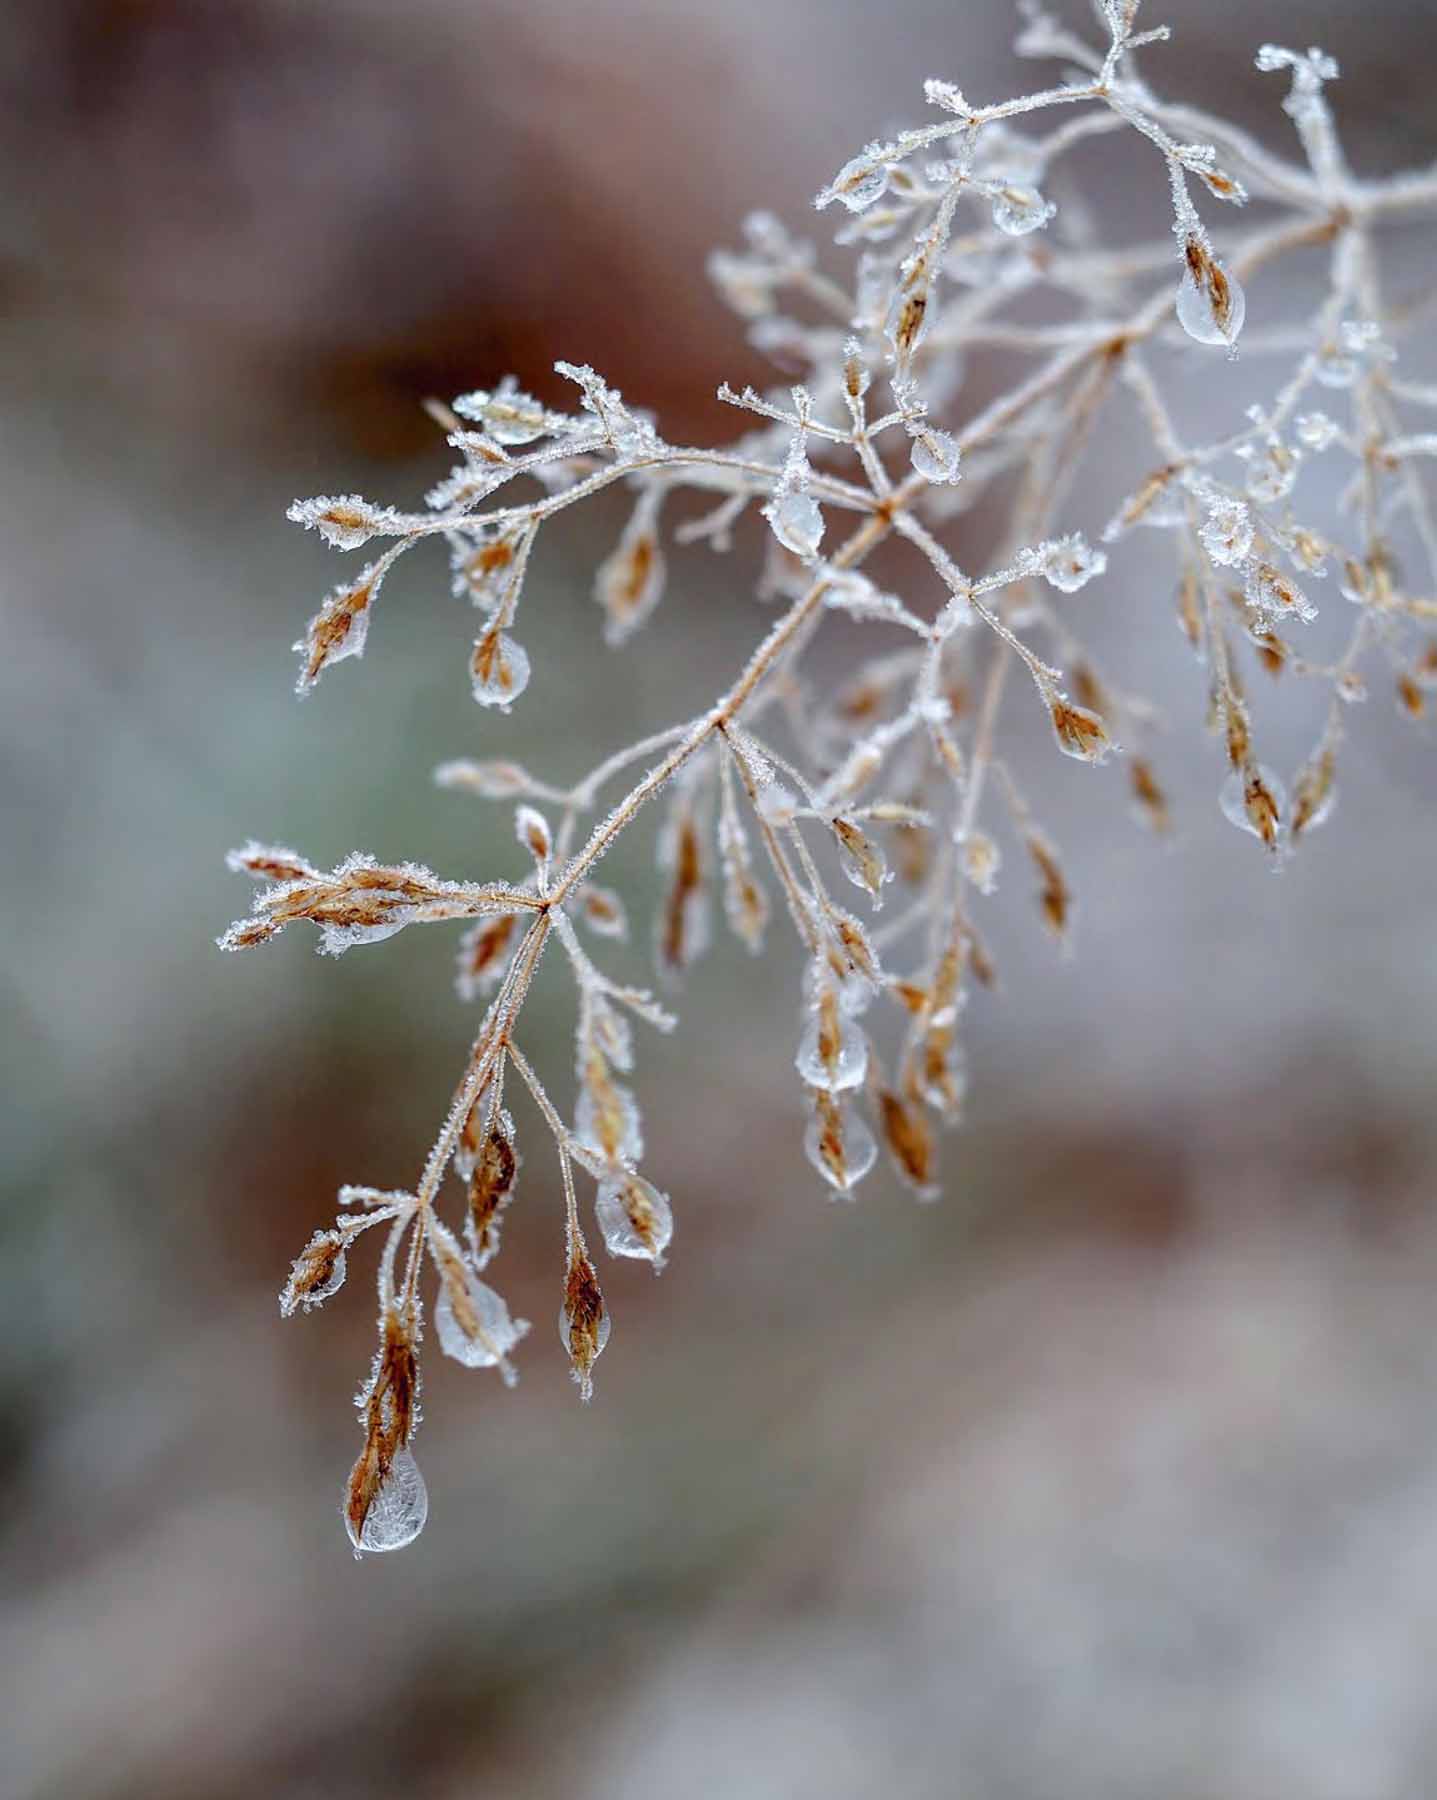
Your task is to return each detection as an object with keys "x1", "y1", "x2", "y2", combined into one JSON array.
[{"x1": 3, "y1": 3, "x2": 1437, "y2": 1797}]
